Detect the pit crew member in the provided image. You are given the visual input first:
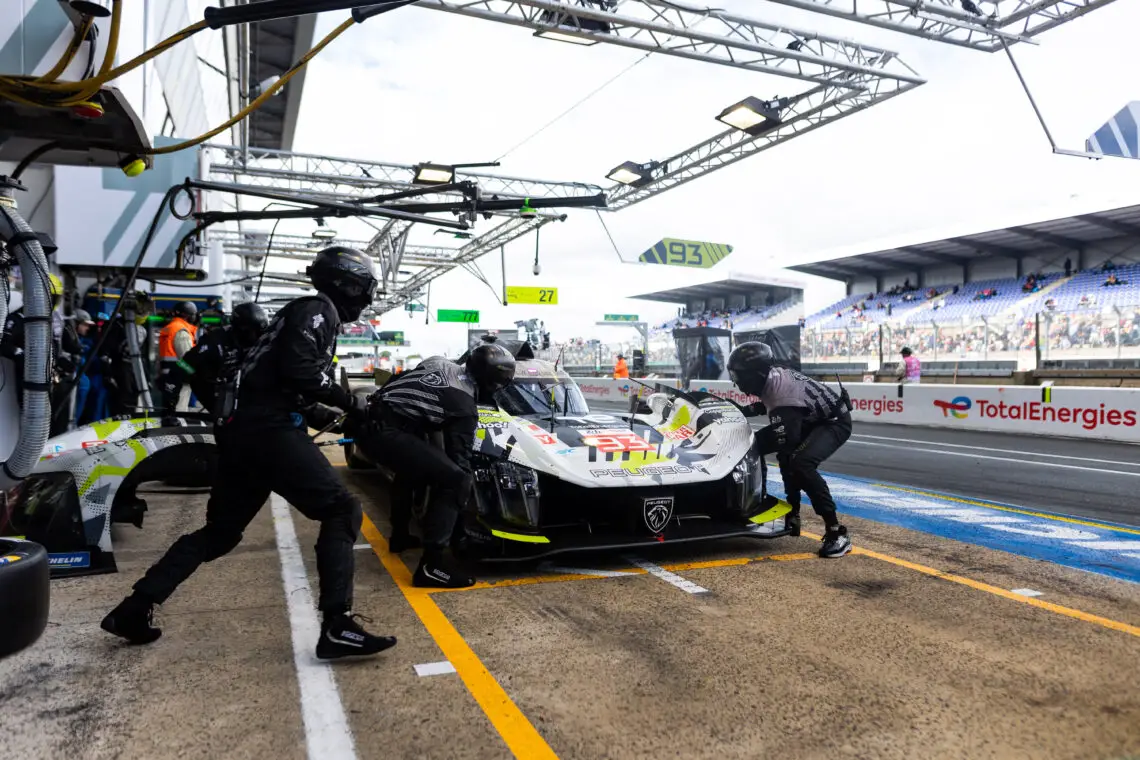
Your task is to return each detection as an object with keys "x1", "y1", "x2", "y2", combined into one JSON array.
[
  {"x1": 727, "y1": 342, "x2": 853, "y2": 558},
  {"x1": 157, "y1": 301, "x2": 269, "y2": 419},
  {"x1": 102, "y1": 246, "x2": 395, "y2": 660},
  {"x1": 355, "y1": 343, "x2": 515, "y2": 589}
]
